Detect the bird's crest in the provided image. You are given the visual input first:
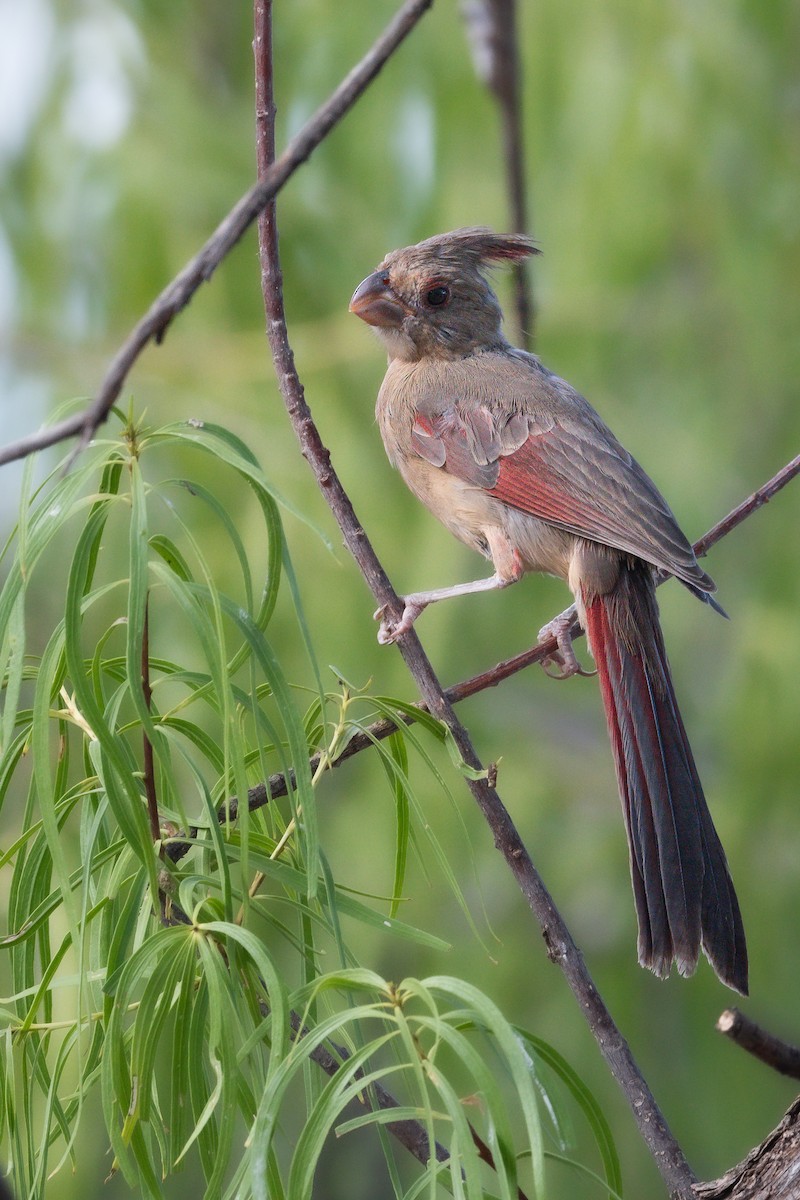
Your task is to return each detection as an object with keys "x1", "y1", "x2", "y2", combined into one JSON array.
[{"x1": 409, "y1": 227, "x2": 540, "y2": 267}]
